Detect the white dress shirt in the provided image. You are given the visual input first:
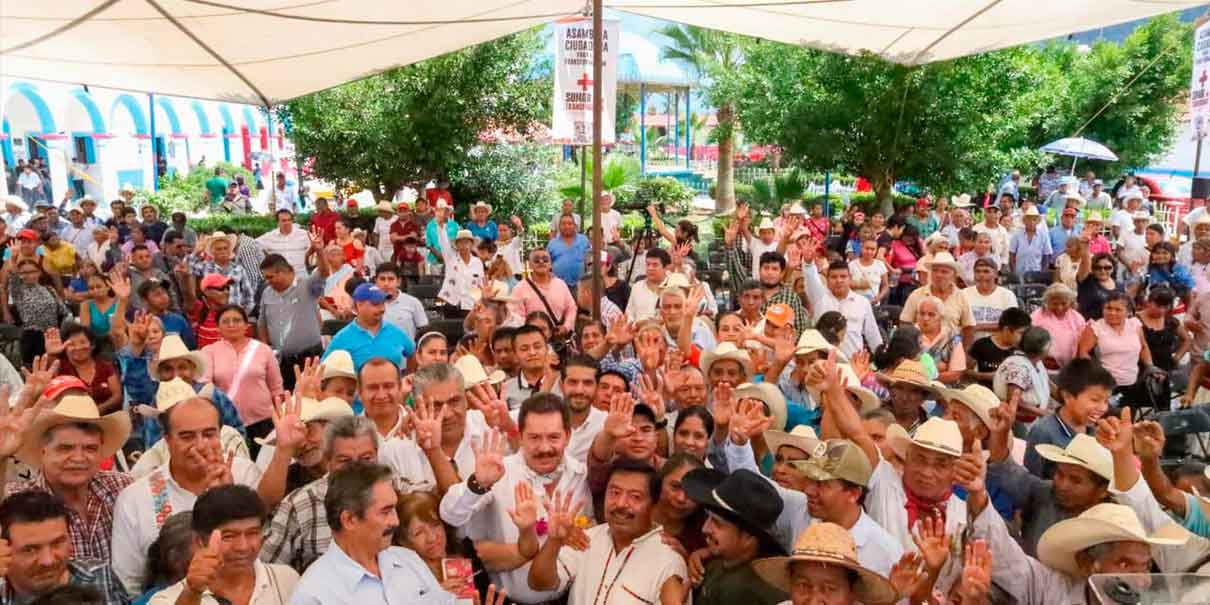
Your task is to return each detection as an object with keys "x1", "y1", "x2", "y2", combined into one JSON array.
[
  {"x1": 436, "y1": 228, "x2": 484, "y2": 310},
  {"x1": 257, "y1": 227, "x2": 312, "y2": 274},
  {"x1": 801, "y1": 263, "x2": 883, "y2": 357},
  {"x1": 556, "y1": 524, "x2": 688, "y2": 605},
  {"x1": 112, "y1": 458, "x2": 264, "y2": 593},
  {"x1": 624, "y1": 279, "x2": 661, "y2": 322},
  {"x1": 150, "y1": 560, "x2": 299, "y2": 605},
  {"x1": 289, "y1": 541, "x2": 453, "y2": 605},
  {"x1": 499, "y1": 236, "x2": 524, "y2": 276},
  {"x1": 567, "y1": 407, "x2": 607, "y2": 465},
  {"x1": 599, "y1": 209, "x2": 624, "y2": 243},
  {"x1": 439, "y1": 453, "x2": 592, "y2": 604}
]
